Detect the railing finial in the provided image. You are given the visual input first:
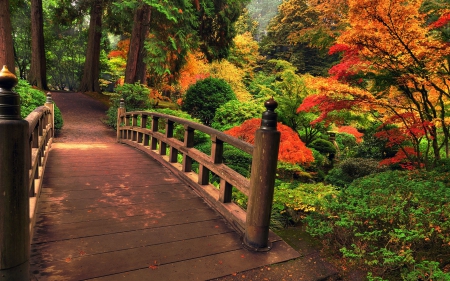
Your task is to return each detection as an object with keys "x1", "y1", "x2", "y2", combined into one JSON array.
[
  {"x1": 46, "y1": 92, "x2": 52, "y2": 103},
  {"x1": 0, "y1": 65, "x2": 18, "y2": 90},
  {"x1": 0, "y1": 65, "x2": 21, "y2": 120},
  {"x1": 260, "y1": 97, "x2": 278, "y2": 130}
]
